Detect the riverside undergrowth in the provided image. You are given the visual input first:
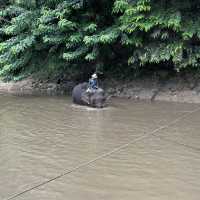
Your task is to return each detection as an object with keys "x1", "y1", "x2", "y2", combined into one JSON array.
[{"x1": 0, "y1": 0, "x2": 200, "y2": 81}]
